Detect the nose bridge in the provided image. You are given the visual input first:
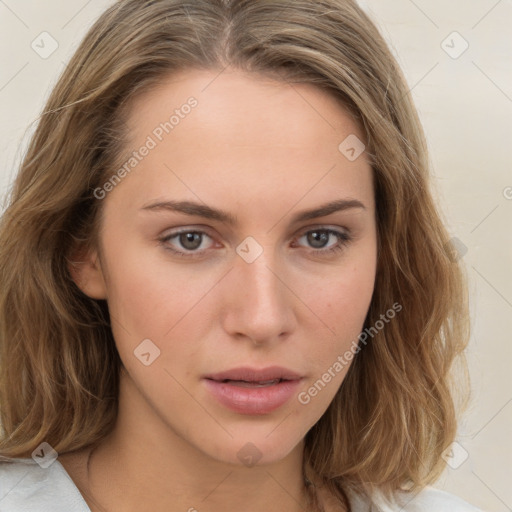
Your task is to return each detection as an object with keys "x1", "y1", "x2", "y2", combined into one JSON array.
[{"x1": 222, "y1": 243, "x2": 295, "y2": 342}]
